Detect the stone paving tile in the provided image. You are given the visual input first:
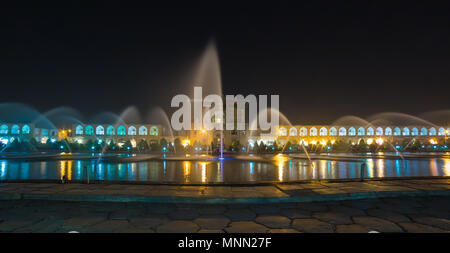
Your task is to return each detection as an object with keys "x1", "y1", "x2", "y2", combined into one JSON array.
[
  {"x1": 335, "y1": 224, "x2": 372, "y2": 233},
  {"x1": 398, "y1": 222, "x2": 447, "y2": 233},
  {"x1": 120, "y1": 227, "x2": 155, "y2": 233},
  {"x1": 375, "y1": 202, "x2": 422, "y2": 215},
  {"x1": 197, "y1": 205, "x2": 226, "y2": 215},
  {"x1": 269, "y1": 228, "x2": 301, "y2": 233},
  {"x1": 313, "y1": 212, "x2": 352, "y2": 225},
  {"x1": 291, "y1": 218, "x2": 334, "y2": 233},
  {"x1": 341, "y1": 199, "x2": 379, "y2": 210},
  {"x1": 224, "y1": 221, "x2": 269, "y2": 233},
  {"x1": 408, "y1": 214, "x2": 450, "y2": 231},
  {"x1": 352, "y1": 216, "x2": 403, "y2": 233},
  {"x1": 198, "y1": 229, "x2": 224, "y2": 233},
  {"x1": 328, "y1": 205, "x2": 366, "y2": 216},
  {"x1": 109, "y1": 208, "x2": 147, "y2": 220},
  {"x1": 224, "y1": 209, "x2": 257, "y2": 221},
  {"x1": 168, "y1": 209, "x2": 199, "y2": 220},
  {"x1": 157, "y1": 221, "x2": 200, "y2": 233},
  {"x1": 255, "y1": 215, "x2": 291, "y2": 228},
  {"x1": 129, "y1": 216, "x2": 168, "y2": 229},
  {"x1": 193, "y1": 216, "x2": 230, "y2": 230},
  {"x1": 249, "y1": 205, "x2": 281, "y2": 215},
  {"x1": 366, "y1": 208, "x2": 411, "y2": 223},
  {"x1": 296, "y1": 202, "x2": 328, "y2": 212},
  {"x1": 280, "y1": 208, "x2": 311, "y2": 219},
  {"x1": 419, "y1": 208, "x2": 450, "y2": 219},
  {"x1": 85, "y1": 220, "x2": 131, "y2": 233},
  {"x1": 63, "y1": 217, "x2": 106, "y2": 227}
]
